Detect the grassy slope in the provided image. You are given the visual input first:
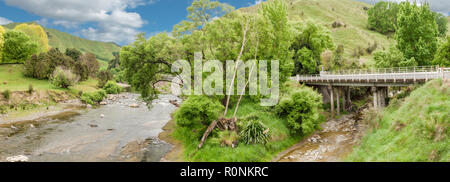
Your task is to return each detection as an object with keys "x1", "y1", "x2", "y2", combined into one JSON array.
[
  {"x1": 2, "y1": 22, "x2": 120, "y2": 62},
  {"x1": 172, "y1": 100, "x2": 302, "y2": 162},
  {"x1": 240, "y1": 0, "x2": 395, "y2": 66},
  {"x1": 171, "y1": 81, "x2": 315, "y2": 162},
  {"x1": 0, "y1": 64, "x2": 98, "y2": 94},
  {"x1": 347, "y1": 79, "x2": 449, "y2": 162}
]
